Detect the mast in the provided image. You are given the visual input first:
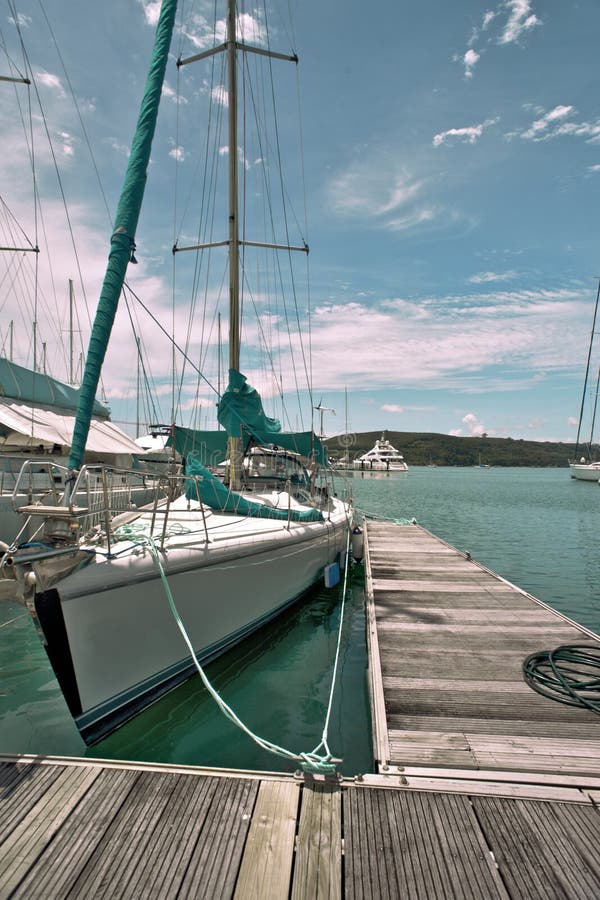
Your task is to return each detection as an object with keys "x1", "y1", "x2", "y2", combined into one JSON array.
[
  {"x1": 225, "y1": 0, "x2": 243, "y2": 487},
  {"x1": 227, "y1": 0, "x2": 240, "y2": 373},
  {"x1": 68, "y1": 278, "x2": 74, "y2": 384},
  {"x1": 176, "y1": 2, "x2": 299, "y2": 487},
  {"x1": 574, "y1": 278, "x2": 600, "y2": 459}
]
